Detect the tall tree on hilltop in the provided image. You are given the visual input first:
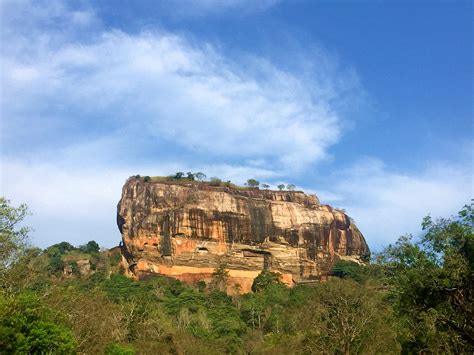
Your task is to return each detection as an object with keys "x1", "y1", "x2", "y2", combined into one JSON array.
[{"x1": 246, "y1": 179, "x2": 260, "y2": 188}]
